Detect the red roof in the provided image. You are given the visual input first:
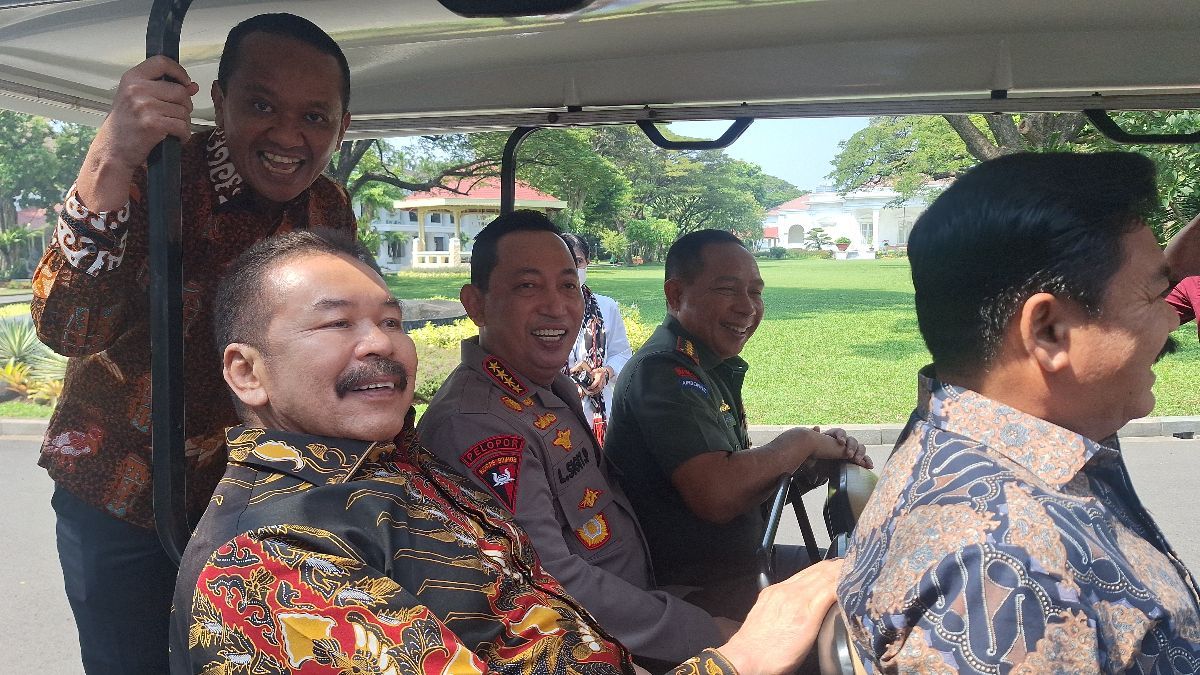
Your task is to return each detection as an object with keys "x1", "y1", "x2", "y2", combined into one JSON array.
[
  {"x1": 16, "y1": 207, "x2": 51, "y2": 229},
  {"x1": 763, "y1": 226, "x2": 779, "y2": 238},
  {"x1": 767, "y1": 194, "x2": 810, "y2": 216},
  {"x1": 402, "y1": 177, "x2": 561, "y2": 203}
]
